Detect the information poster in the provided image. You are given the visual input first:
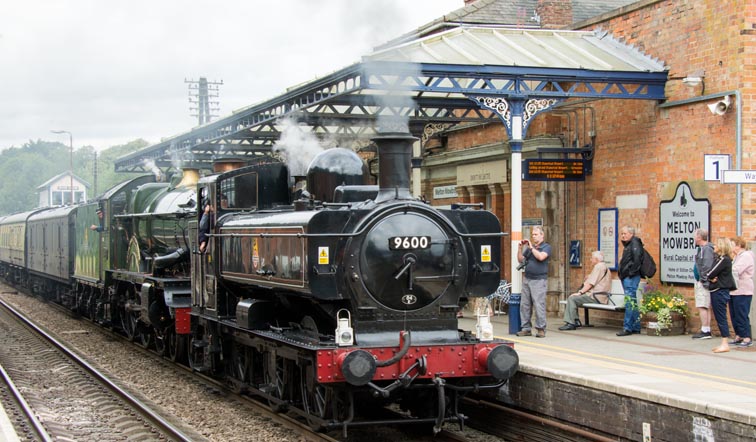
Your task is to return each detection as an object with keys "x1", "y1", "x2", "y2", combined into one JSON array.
[{"x1": 598, "y1": 208, "x2": 618, "y2": 270}]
